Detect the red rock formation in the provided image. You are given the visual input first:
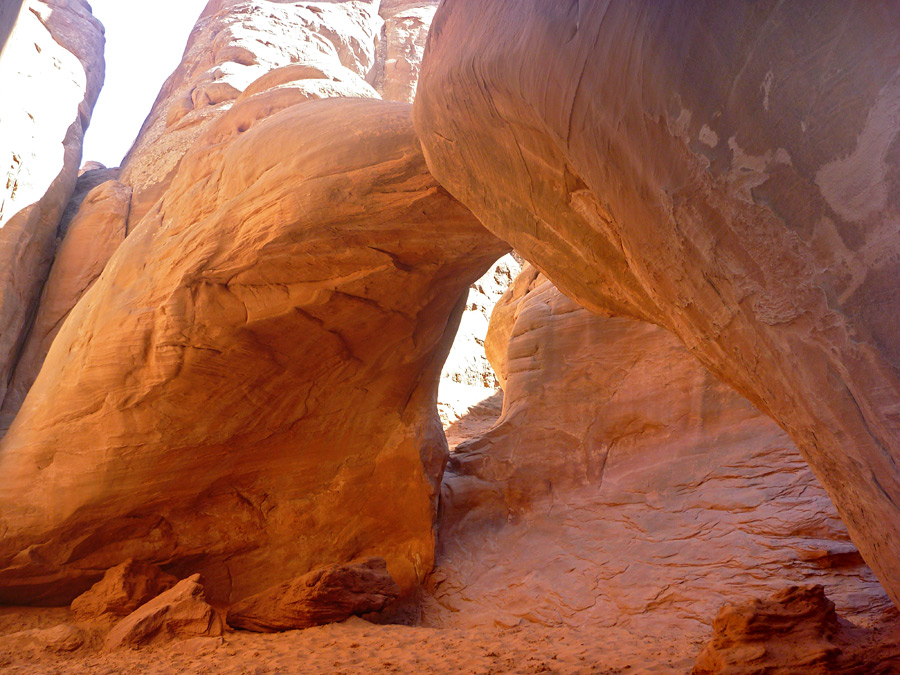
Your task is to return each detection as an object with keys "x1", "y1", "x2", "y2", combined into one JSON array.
[
  {"x1": 118, "y1": 0, "x2": 440, "y2": 232},
  {"x1": 414, "y1": 0, "x2": 900, "y2": 607},
  {"x1": 0, "y1": 177, "x2": 130, "y2": 430},
  {"x1": 692, "y1": 585, "x2": 900, "y2": 674},
  {"x1": 0, "y1": 0, "x2": 104, "y2": 412},
  {"x1": 104, "y1": 575, "x2": 223, "y2": 649},
  {"x1": 70, "y1": 559, "x2": 177, "y2": 622},
  {"x1": 0, "y1": 94, "x2": 507, "y2": 607},
  {"x1": 424, "y1": 271, "x2": 890, "y2": 660},
  {"x1": 226, "y1": 558, "x2": 400, "y2": 632},
  {"x1": 373, "y1": 2, "x2": 439, "y2": 103}
]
